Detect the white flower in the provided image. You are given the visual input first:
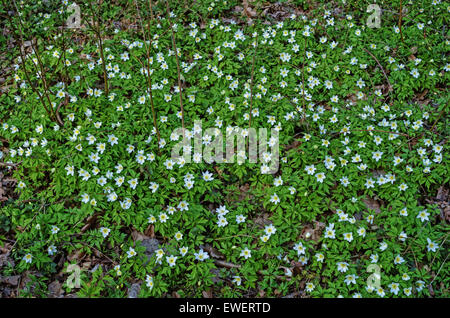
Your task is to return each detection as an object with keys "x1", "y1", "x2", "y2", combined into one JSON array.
[
  {"x1": 324, "y1": 224, "x2": 336, "y2": 239},
  {"x1": 236, "y1": 215, "x2": 246, "y2": 224},
  {"x1": 217, "y1": 216, "x2": 228, "y2": 227},
  {"x1": 232, "y1": 276, "x2": 242, "y2": 286},
  {"x1": 305, "y1": 165, "x2": 316, "y2": 175},
  {"x1": 305, "y1": 283, "x2": 315, "y2": 292},
  {"x1": 128, "y1": 178, "x2": 138, "y2": 189},
  {"x1": 264, "y1": 224, "x2": 276, "y2": 236},
  {"x1": 145, "y1": 275, "x2": 154, "y2": 289},
  {"x1": 194, "y1": 249, "x2": 209, "y2": 261},
  {"x1": 426, "y1": 238, "x2": 438, "y2": 252},
  {"x1": 202, "y1": 171, "x2": 214, "y2": 181},
  {"x1": 166, "y1": 255, "x2": 178, "y2": 267},
  {"x1": 100, "y1": 227, "x2": 111, "y2": 238},
  {"x1": 270, "y1": 193, "x2": 280, "y2": 204},
  {"x1": 51, "y1": 225, "x2": 60, "y2": 234},
  {"x1": 174, "y1": 232, "x2": 183, "y2": 241},
  {"x1": 240, "y1": 247, "x2": 252, "y2": 259},
  {"x1": 108, "y1": 134, "x2": 118, "y2": 146},
  {"x1": 417, "y1": 209, "x2": 430, "y2": 222},
  {"x1": 394, "y1": 255, "x2": 404, "y2": 264},
  {"x1": 343, "y1": 232, "x2": 353, "y2": 242},
  {"x1": 178, "y1": 201, "x2": 189, "y2": 211},
  {"x1": 17, "y1": 181, "x2": 26, "y2": 189},
  {"x1": 315, "y1": 172, "x2": 326, "y2": 183},
  {"x1": 398, "y1": 231, "x2": 408, "y2": 242},
  {"x1": 344, "y1": 274, "x2": 358, "y2": 285},
  {"x1": 164, "y1": 159, "x2": 175, "y2": 170},
  {"x1": 403, "y1": 287, "x2": 412, "y2": 296},
  {"x1": 127, "y1": 247, "x2": 137, "y2": 258},
  {"x1": 410, "y1": 68, "x2": 420, "y2": 78},
  {"x1": 47, "y1": 245, "x2": 57, "y2": 256},
  {"x1": 159, "y1": 212, "x2": 169, "y2": 223},
  {"x1": 337, "y1": 262, "x2": 349, "y2": 273},
  {"x1": 23, "y1": 253, "x2": 33, "y2": 264},
  {"x1": 294, "y1": 242, "x2": 306, "y2": 255},
  {"x1": 179, "y1": 246, "x2": 188, "y2": 256},
  {"x1": 273, "y1": 176, "x2": 283, "y2": 187},
  {"x1": 376, "y1": 287, "x2": 385, "y2": 297},
  {"x1": 149, "y1": 182, "x2": 159, "y2": 193}
]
